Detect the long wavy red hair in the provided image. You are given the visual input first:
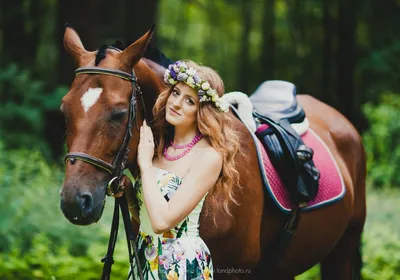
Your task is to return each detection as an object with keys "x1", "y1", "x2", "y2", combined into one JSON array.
[{"x1": 152, "y1": 60, "x2": 241, "y2": 215}]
